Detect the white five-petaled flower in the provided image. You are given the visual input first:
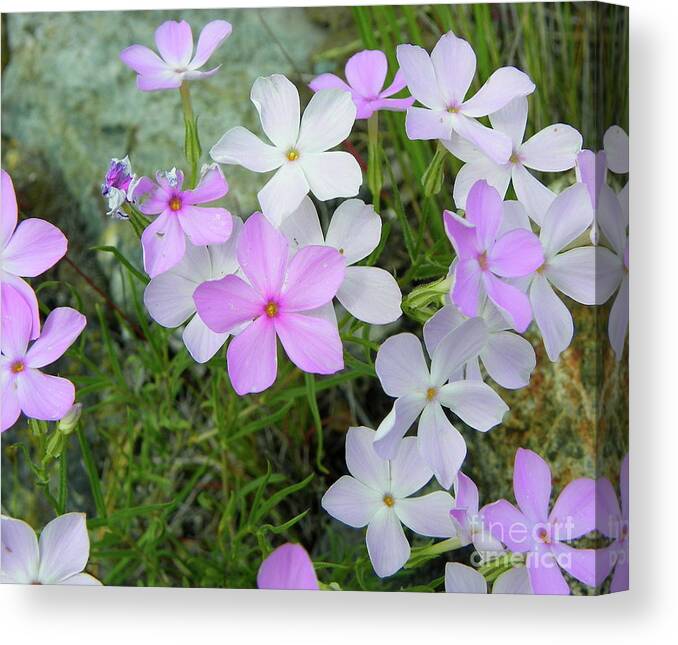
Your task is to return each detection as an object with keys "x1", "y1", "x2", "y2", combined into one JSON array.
[
  {"x1": 0, "y1": 513, "x2": 101, "y2": 586},
  {"x1": 321, "y1": 426, "x2": 456, "y2": 578},
  {"x1": 444, "y1": 562, "x2": 532, "y2": 594},
  {"x1": 210, "y1": 74, "x2": 362, "y2": 226},
  {"x1": 143, "y1": 218, "x2": 242, "y2": 363},
  {"x1": 445, "y1": 96, "x2": 582, "y2": 223},
  {"x1": 374, "y1": 319, "x2": 508, "y2": 489},
  {"x1": 280, "y1": 197, "x2": 402, "y2": 325},
  {"x1": 396, "y1": 31, "x2": 535, "y2": 164}
]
